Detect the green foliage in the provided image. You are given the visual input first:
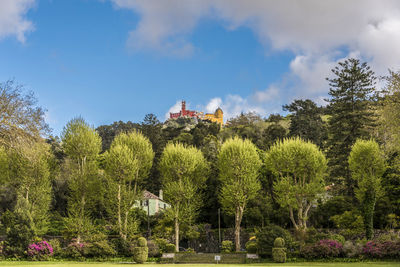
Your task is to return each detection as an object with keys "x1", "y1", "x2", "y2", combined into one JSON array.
[
  {"x1": 63, "y1": 241, "x2": 87, "y2": 260},
  {"x1": 86, "y1": 240, "x2": 116, "y2": 259},
  {"x1": 1, "y1": 210, "x2": 35, "y2": 257},
  {"x1": 272, "y1": 237, "x2": 287, "y2": 263},
  {"x1": 147, "y1": 239, "x2": 160, "y2": 257},
  {"x1": 110, "y1": 237, "x2": 133, "y2": 257},
  {"x1": 326, "y1": 58, "x2": 377, "y2": 191},
  {"x1": 343, "y1": 240, "x2": 363, "y2": 258},
  {"x1": 266, "y1": 137, "x2": 327, "y2": 232},
  {"x1": 133, "y1": 246, "x2": 148, "y2": 263},
  {"x1": 256, "y1": 224, "x2": 292, "y2": 257},
  {"x1": 61, "y1": 117, "x2": 102, "y2": 243},
  {"x1": 47, "y1": 239, "x2": 61, "y2": 257},
  {"x1": 302, "y1": 227, "x2": 329, "y2": 244},
  {"x1": 329, "y1": 234, "x2": 346, "y2": 245},
  {"x1": 84, "y1": 233, "x2": 116, "y2": 259},
  {"x1": 330, "y1": 210, "x2": 364, "y2": 239},
  {"x1": 349, "y1": 139, "x2": 385, "y2": 239},
  {"x1": 137, "y1": 237, "x2": 147, "y2": 247},
  {"x1": 61, "y1": 117, "x2": 101, "y2": 161},
  {"x1": 104, "y1": 132, "x2": 151, "y2": 240},
  {"x1": 8, "y1": 141, "x2": 52, "y2": 235},
  {"x1": 133, "y1": 237, "x2": 148, "y2": 263},
  {"x1": 378, "y1": 70, "x2": 400, "y2": 154},
  {"x1": 218, "y1": 137, "x2": 261, "y2": 251},
  {"x1": 245, "y1": 241, "x2": 257, "y2": 253},
  {"x1": 283, "y1": 99, "x2": 327, "y2": 148},
  {"x1": 111, "y1": 131, "x2": 154, "y2": 182},
  {"x1": 221, "y1": 240, "x2": 233, "y2": 253},
  {"x1": 309, "y1": 195, "x2": 353, "y2": 228},
  {"x1": 274, "y1": 237, "x2": 285, "y2": 248},
  {"x1": 164, "y1": 243, "x2": 176, "y2": 253},
  {"x1": 272, "y1": 247, "x2": 286, "y2": 263},
  {"x1": 159, "y1": 143, "x2": 208, "y2": 251}
]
